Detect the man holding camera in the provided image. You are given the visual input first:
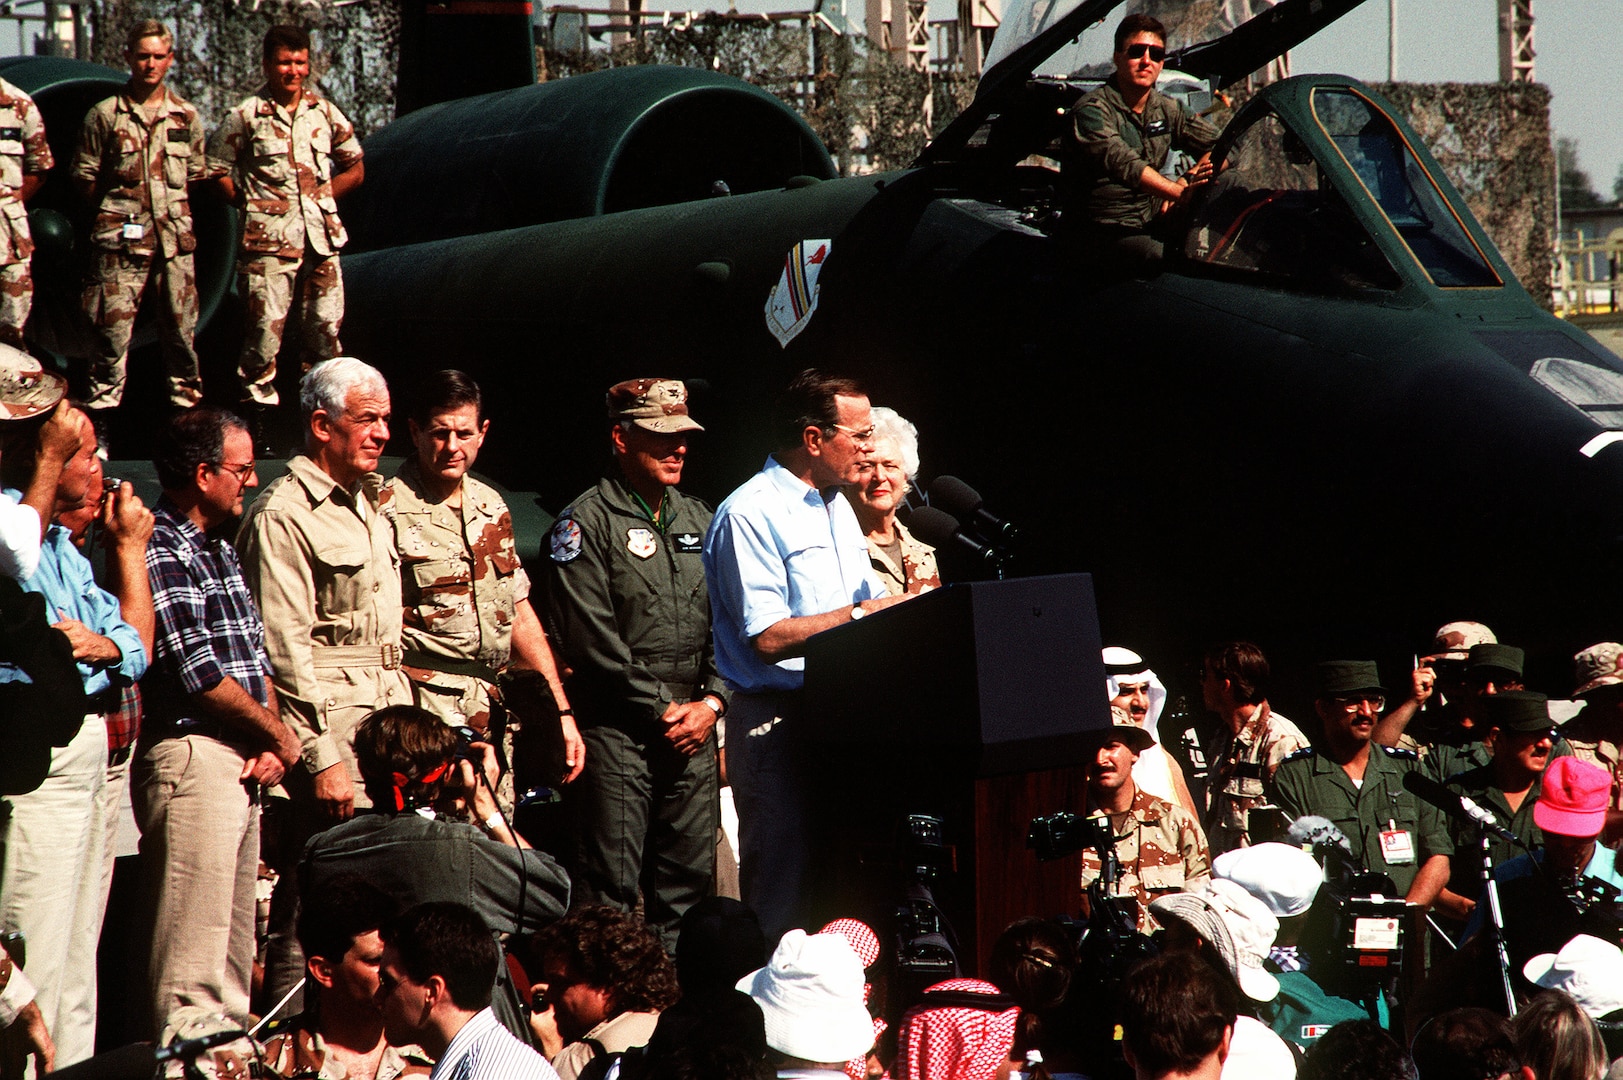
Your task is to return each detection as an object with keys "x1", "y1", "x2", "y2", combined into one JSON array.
[
  {"x1": 1078, "y1": 708, "x2": 1211, "y2": 932},
  {"x1": 0, "y1": 399, "x2": 152, "y2": 1069}
]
